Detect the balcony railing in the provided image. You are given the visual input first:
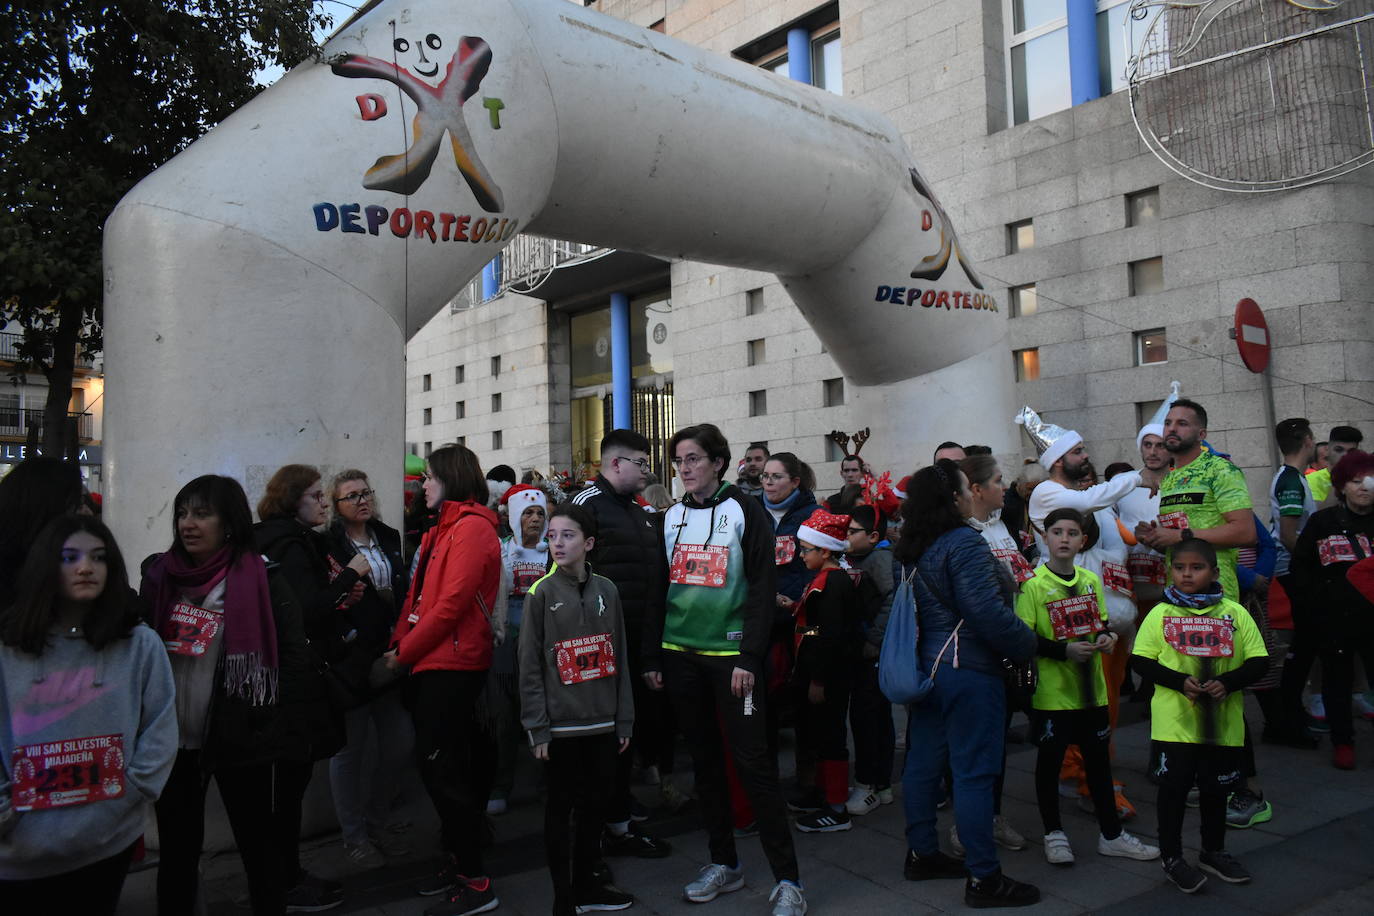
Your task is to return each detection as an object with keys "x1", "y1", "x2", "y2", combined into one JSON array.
[
  {"x1": 0, "y1": 332, "x2": 97, "y2": 369},
  {"x1": 0, "y1": 409, "x2": 94, "y2": 441},
  {"x1": 449, "y1": 235, "x2": 615, "y2": 312}
]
